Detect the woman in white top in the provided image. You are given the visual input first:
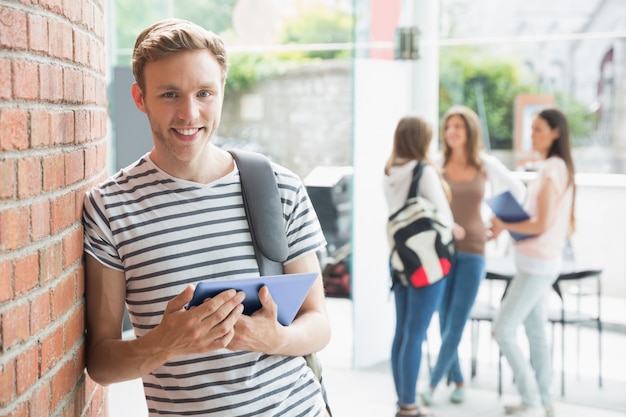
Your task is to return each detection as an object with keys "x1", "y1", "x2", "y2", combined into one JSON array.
[
  {"x1": 383, "y1": 115, "x2": 456, "y2": 417},
  {"x1": 491, "y1": 107, "x2": 576, "y2": 417}
]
